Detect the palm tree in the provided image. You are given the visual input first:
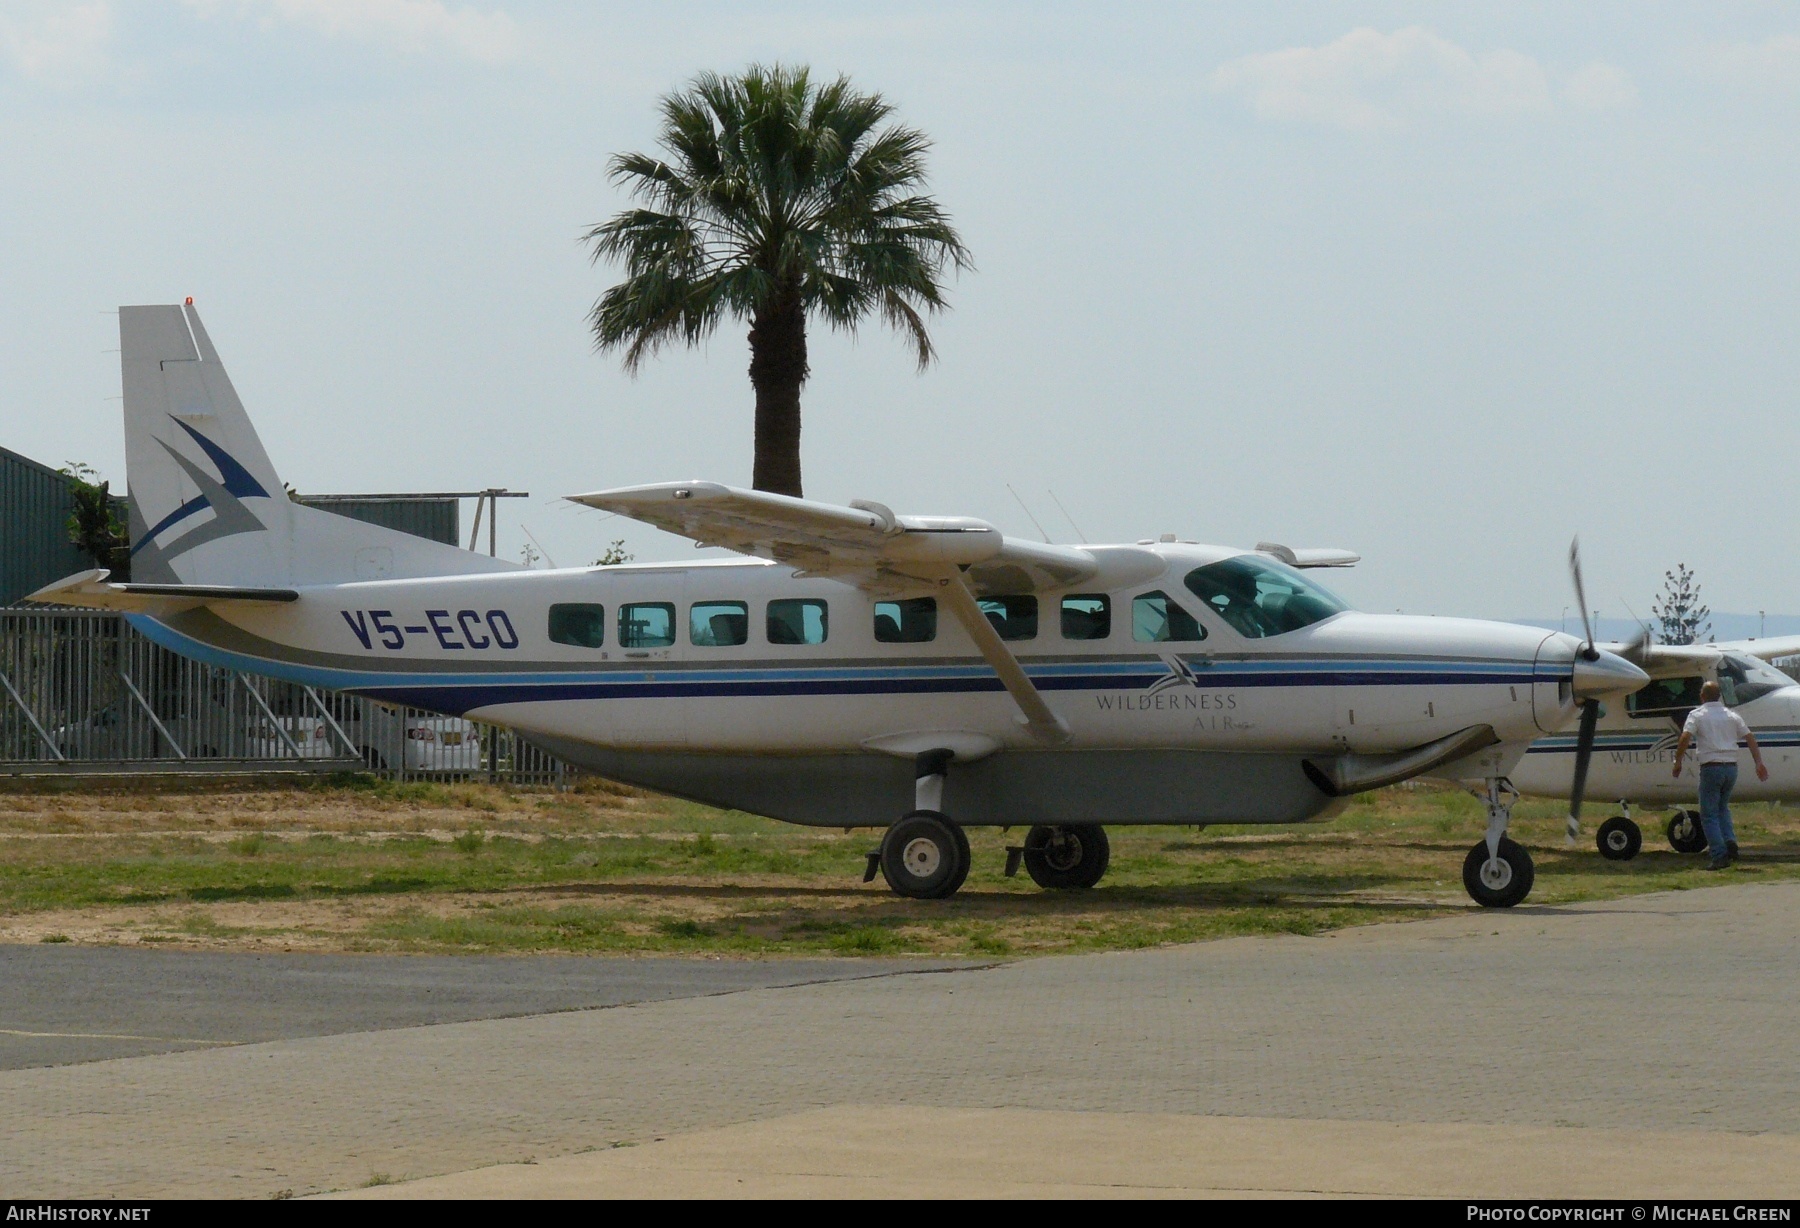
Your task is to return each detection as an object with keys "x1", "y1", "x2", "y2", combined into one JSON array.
[{"x1": 585, "y1": 65, "x2": 972, "y2": 497}]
